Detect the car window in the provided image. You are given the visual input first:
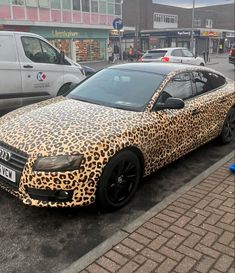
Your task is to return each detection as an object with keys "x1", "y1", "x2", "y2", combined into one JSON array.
[
  {"x1": 22, "y1": 37, "x2": 59, "y2": 64},
  {"x1": 192, "y1": 71, "x2": 222, "y2": 95},
  {"x1": 143, "y1": 50, "x2": 167, "y2": 59},
  {"x1": 182, "y1": 49, "x2": 194, "y2": 57},
  {"x1": 171, "y1": 49, "x2": 183, "y2": 57},
  {"x1": 157, "y1": 72, "x2": 193, "y2": 104},
  {"x1": 67, "y1": 68, "x2": 164, "y2": 111}
]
